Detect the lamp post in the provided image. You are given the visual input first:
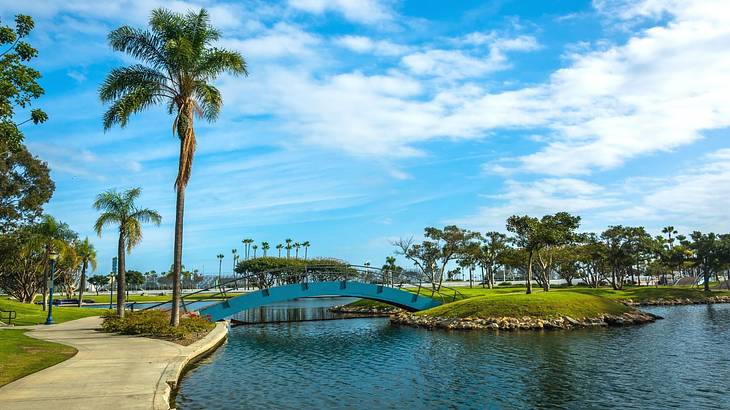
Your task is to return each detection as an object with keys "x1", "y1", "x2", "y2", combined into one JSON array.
[
  {"x1": 45, "y1": 250, "x2": 59, "y2": 325},
  {"x1": 217, "y1": 254, "x2": 224, "y2": 285}
]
